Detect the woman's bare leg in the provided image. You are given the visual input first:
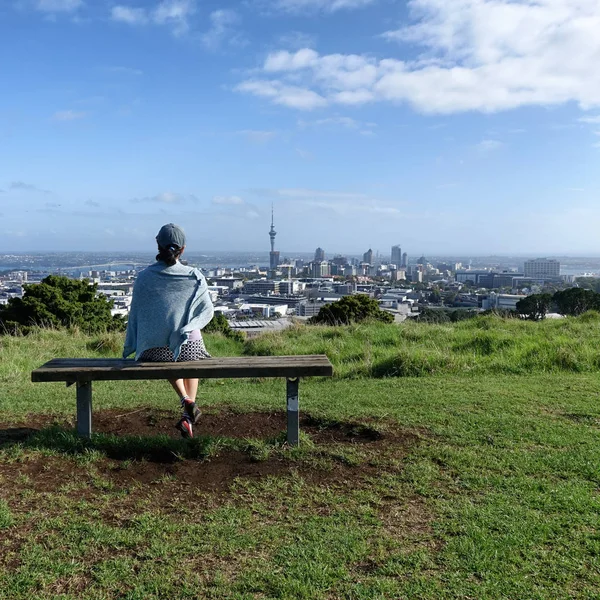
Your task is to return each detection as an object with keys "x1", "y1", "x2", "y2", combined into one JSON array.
[
  {"x1": 169, "y1": 379, "x2": 188, "y2": 399},
  {"x1": 169, "y1": 378, "x2": 199, "y2": 402},
  {"x1": 184, "y1": 379, "x2": 199, "y2": 402}
]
